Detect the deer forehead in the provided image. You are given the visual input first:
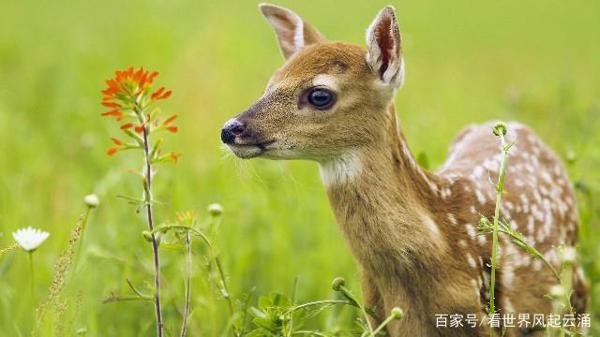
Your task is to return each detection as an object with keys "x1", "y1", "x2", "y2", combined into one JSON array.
[
  {"x1": 312, "y1": 74, "x2": 339, "y2": 91},
  {"x1": 273, "y1": 42, "x2": 371, "y2": 83}
]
